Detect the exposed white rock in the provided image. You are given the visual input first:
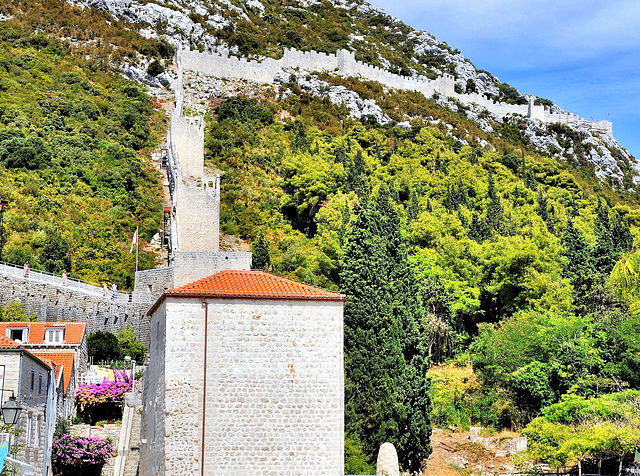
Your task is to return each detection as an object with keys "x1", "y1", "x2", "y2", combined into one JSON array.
[{"x1": 275, "y1": 71, "x2": 391, "y2": 124}]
